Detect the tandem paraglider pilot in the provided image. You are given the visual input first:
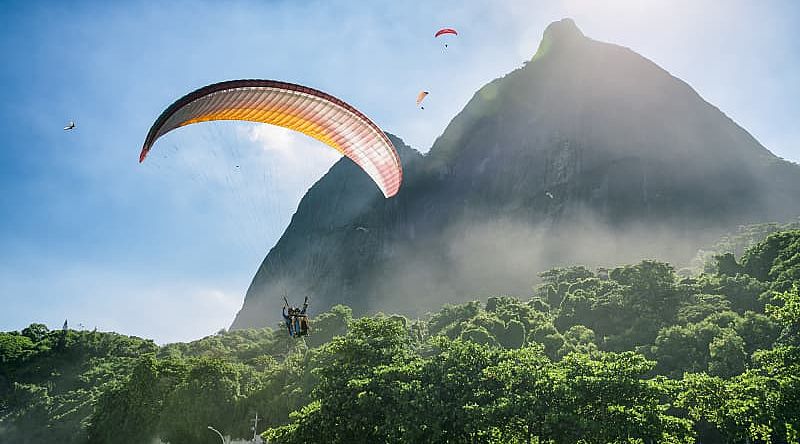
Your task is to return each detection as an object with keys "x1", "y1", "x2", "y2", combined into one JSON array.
[{"x1": 282, "y1": 296, "x2": 309, "y2": 338}]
